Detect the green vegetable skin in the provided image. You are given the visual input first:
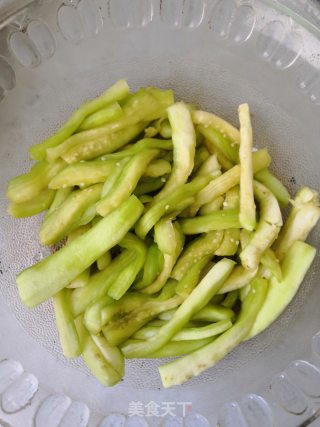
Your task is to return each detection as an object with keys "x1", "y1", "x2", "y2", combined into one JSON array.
[
  {"x1": 180, "y1": 208, "x2": 241, "y2": 235},
  {"x1": 172, "y1": 231, "x2": 223, "y2": 280},
  {"x1": 141, "y1": 219, "x2": 184, "y2": 294},
  {"x1": 17, "y1": 196, "x2": 144, "y2": 307},
  {"x1": 76, "y1": 317, "x2": 123, "y2": 386},
  {"x1": 159, "y1": 277, "x2": 268, "y2": 387},
  {"x1": 47, "y1": 87, "x2": 173, "y2": 162},
  {"x1": 53, "y1": 289, "x2": 81, "y2": 358},
  {"x1": 8, "y1": 189, "x2": 56, "y2": 218},
  {"x1": 125, "y1": 338, "x2": 213, "y2": 358},
  {"x1": 8, "y1": 82, "x2": 320, "y2": 389},
  {"x1": 121, "y1": 258, "x2": 235, "y2": 358},
  {"x1": 133, "y1": 319, "x2": 232, "y2": 341},
  {"x1": 198, "y1": 125, "x2": 239, "y2": 164},
  {"x1": 79, "y1": 102, "x2": 123, "y2": 131},
  {"x1": 40, "y1": 183, "x2": 103, "y2": 245},
  {"x1": 159, "y1": 304, "x2": 234, "y2": 322},
  {"x1": 97, "y1": 149, "x2": 159, "y2": 216},
  {"x1": 7, "y1": 159, "x2": 65, "y2": 204},
  {"x1": 48, "y1": 159, "x2": 116, "y2": 189},
  {"x1": 248, "y1": 241, "x2": 316, "y2": 339},
  {"x1": 108, "y1": 233, "x2": 147, "y2": 300},
  {"x1": 30, "y1": 79, "x2": 130, "y2": 161}
]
